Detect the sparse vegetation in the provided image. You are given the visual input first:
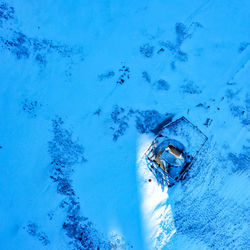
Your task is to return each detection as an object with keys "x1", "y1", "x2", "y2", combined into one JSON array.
[{"x1": 139, "y1": 43, "x2": 154, "y2": 58}]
